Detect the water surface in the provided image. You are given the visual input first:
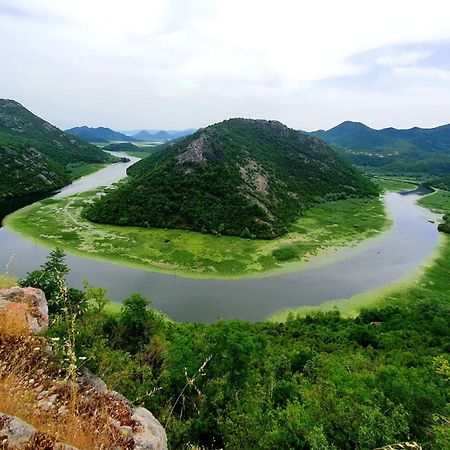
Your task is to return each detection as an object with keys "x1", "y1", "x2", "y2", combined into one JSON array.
[{"x1": 0, "y1": 158, "x2": 440, "y2": 322}]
